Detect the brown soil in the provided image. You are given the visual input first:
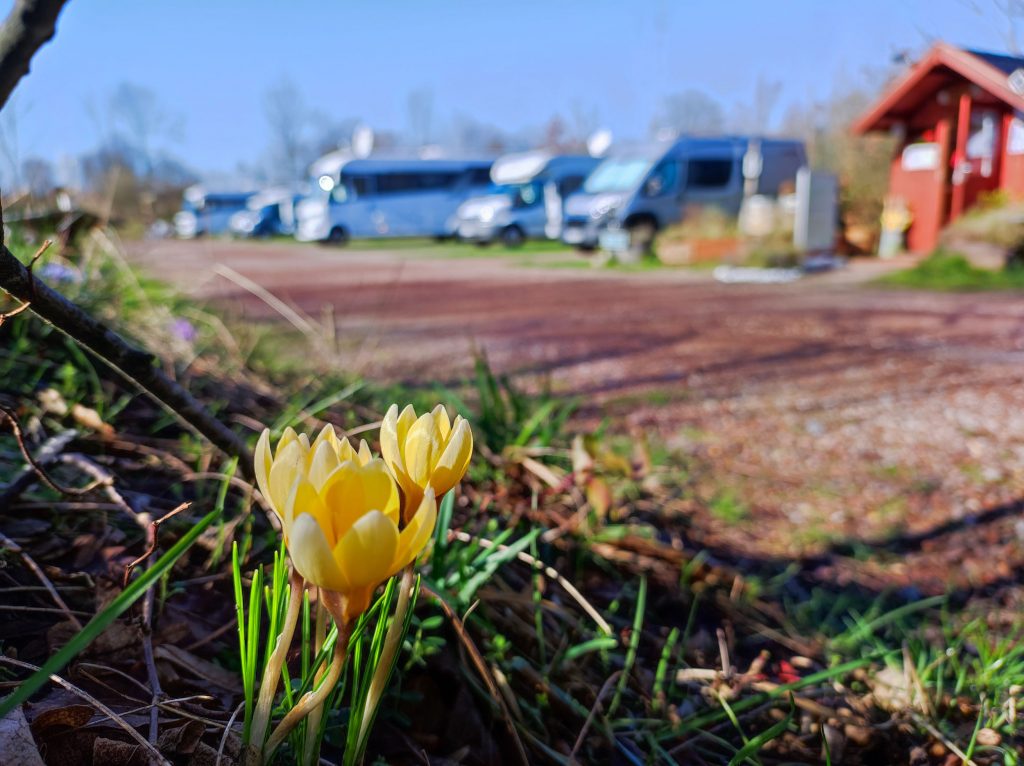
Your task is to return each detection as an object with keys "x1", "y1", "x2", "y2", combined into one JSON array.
[{"x1": 128, "y1": 239, "x2": 1024, "y2": 595}]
